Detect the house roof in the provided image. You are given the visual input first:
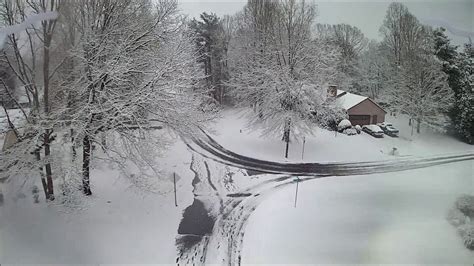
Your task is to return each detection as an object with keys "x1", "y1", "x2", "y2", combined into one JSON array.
[
  {"x1": 336, "y1": 89, "x2": 346, "y2": 97},
  {"x1": 335, "y1": 90, "x2": 387, "y2": 113},
  {"x1": 336, "y1": 91, "x2": 367, "y2": 110}
]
